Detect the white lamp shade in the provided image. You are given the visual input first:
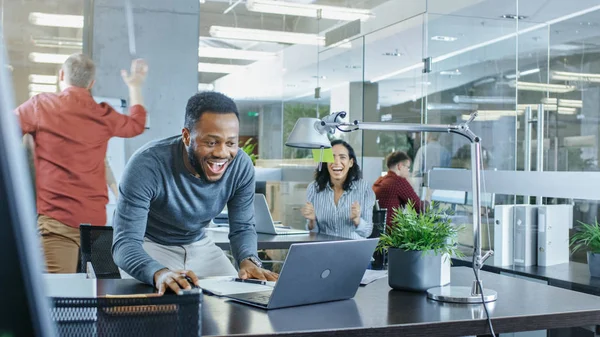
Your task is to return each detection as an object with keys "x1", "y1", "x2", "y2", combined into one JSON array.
[{"x1": 285, "y1": 118, "x2": 331, "y2": 149}]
